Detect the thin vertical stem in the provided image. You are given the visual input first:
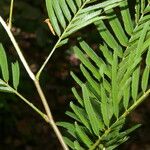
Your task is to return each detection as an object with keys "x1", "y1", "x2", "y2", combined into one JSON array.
[
  {"x1": 34, "y1": 80, "x2": 69, "y2": 150},
  {"x1": 0, "y1": 16, "x2": 68, "y2": 150},
  {"x1": 8, "y1": 0, "x2": 14, "y2": 29}
]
